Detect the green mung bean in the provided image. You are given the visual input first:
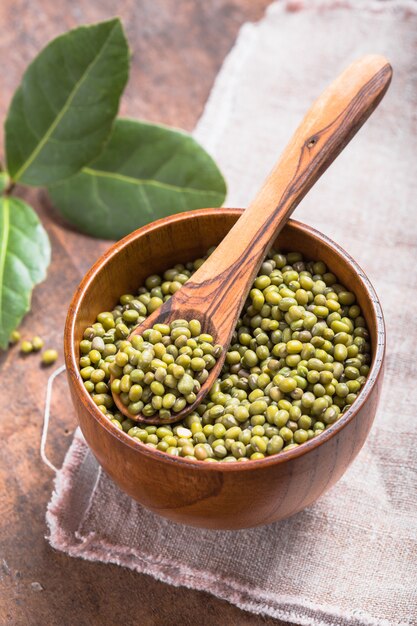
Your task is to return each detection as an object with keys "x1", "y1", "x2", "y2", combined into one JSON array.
[
  {"x1": 20, "y1": 340, "x2": 33, "y2": 354},
  {"x1": 9, "y1": 330, "x2": 21, "y2": 344},
  {"x1": 42, "y1": 349, "x2": 59, "y2": 366},
  {"x1": 31, "y1": 336, "x2": 44, "y2": 351}
]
